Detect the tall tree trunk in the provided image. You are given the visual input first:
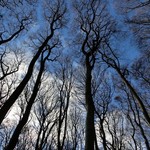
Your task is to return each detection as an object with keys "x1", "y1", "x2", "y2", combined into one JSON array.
[
  {"x1": 116, "y1": 67, "x2": 150, "y2": 126},
  {"x1": 85, "y1": 58, "x2": 95, "y2": 150},
  {"x1": 5, "y1": 54, "x2": 46, "y2": 150},
  {"x1": 0, "y1": 34, "x2": 54, "y2": 125}
]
